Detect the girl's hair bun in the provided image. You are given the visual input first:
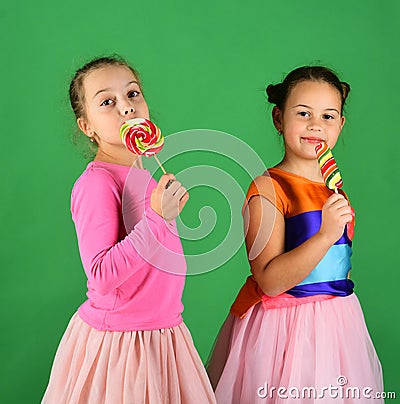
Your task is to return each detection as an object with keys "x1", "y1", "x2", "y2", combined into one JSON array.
[
  {"x1": 266, "y1": 66, "x2": 350, "y2": 114},
  {"x1": 266, "y1": 83, "x2": 284, "y2": 106}
]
